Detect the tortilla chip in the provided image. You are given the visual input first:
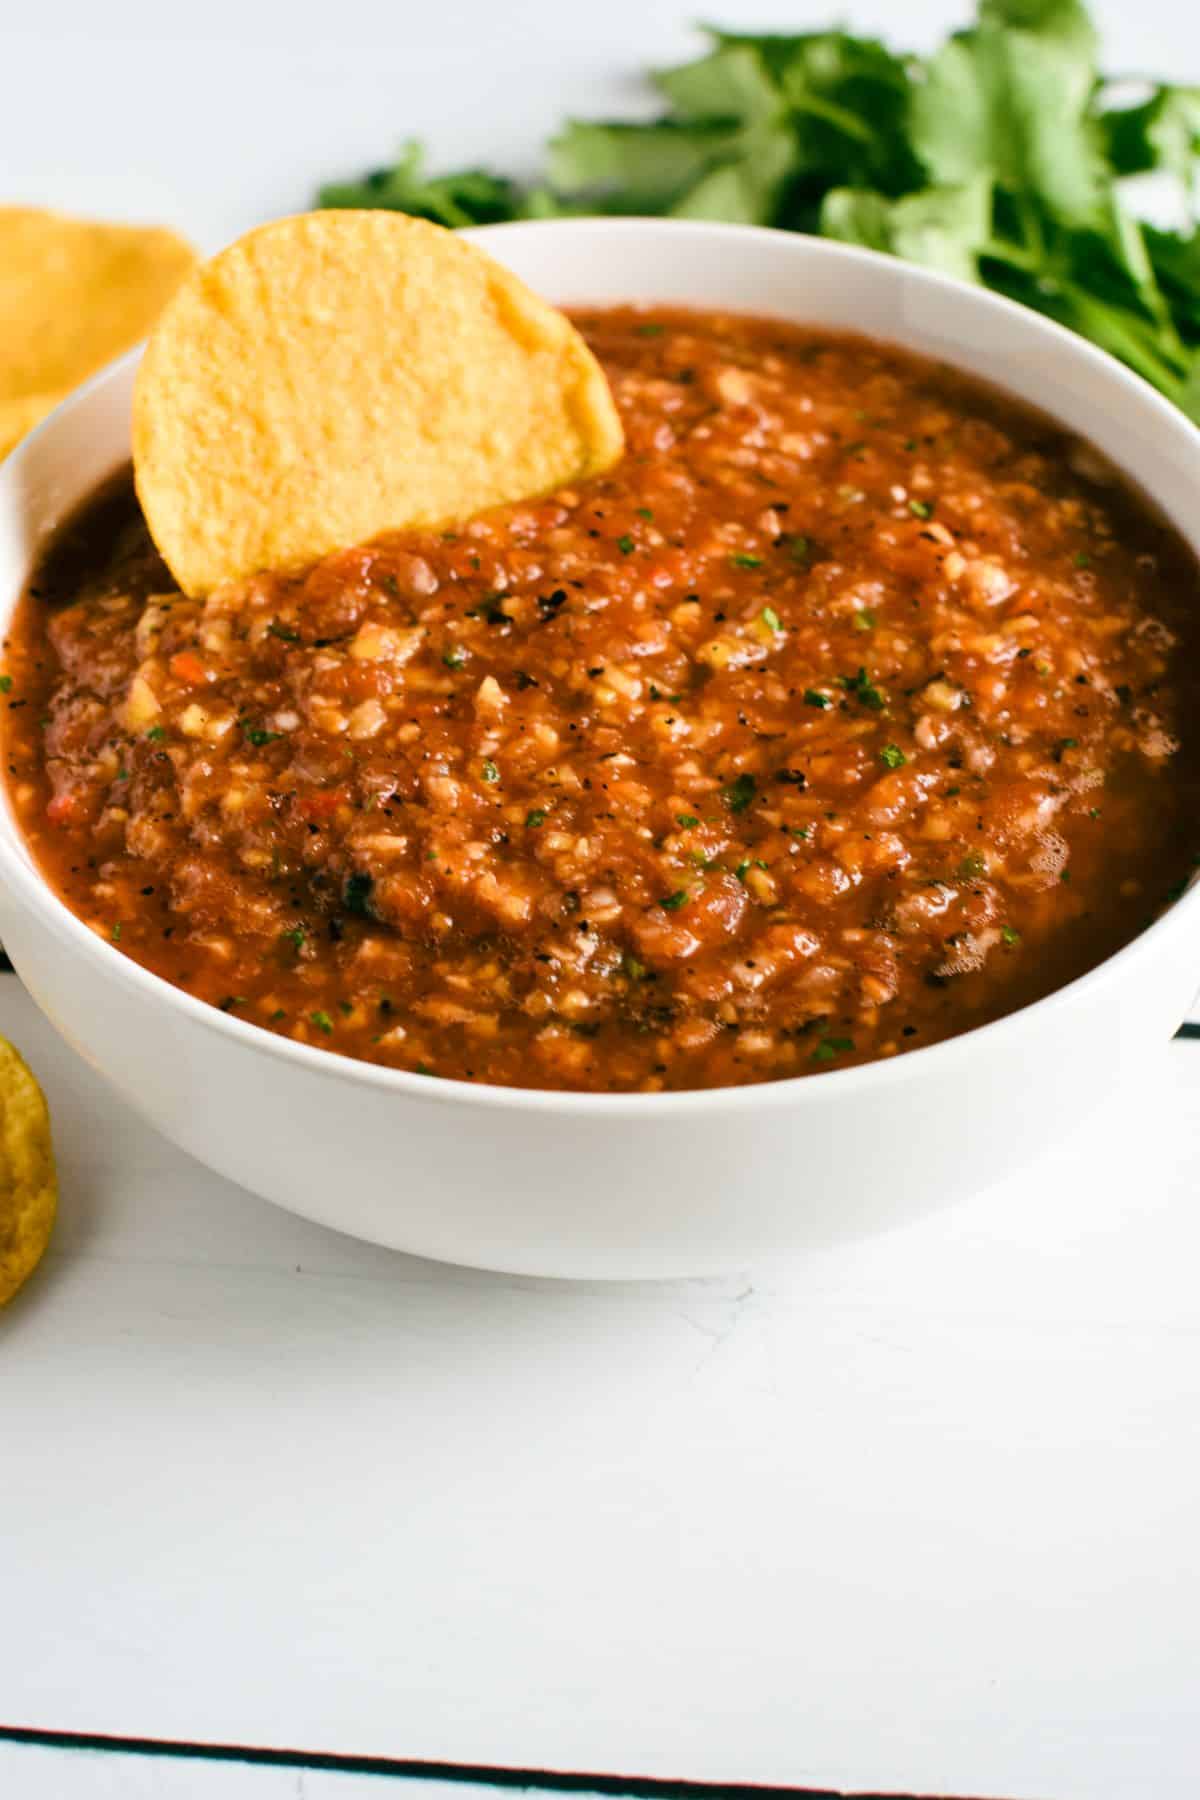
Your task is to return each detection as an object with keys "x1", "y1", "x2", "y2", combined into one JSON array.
[
  {"x1": 132, "y1": 210, "x2": 624, "y2": 597},
  {"x1": 0, "y1": 208, "x2": 196, "y2": 459},
  {"x1": 0, "y1": 1036, "x2": 57, "y2": 1306}
]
